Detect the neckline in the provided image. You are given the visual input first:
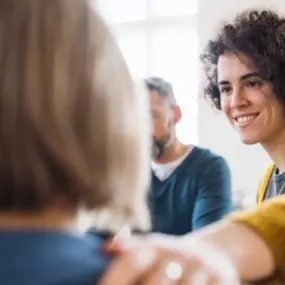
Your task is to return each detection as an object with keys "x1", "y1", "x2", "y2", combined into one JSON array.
[{"x1": 152, "y1": 146, "x2": 199, "y2": 182}]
